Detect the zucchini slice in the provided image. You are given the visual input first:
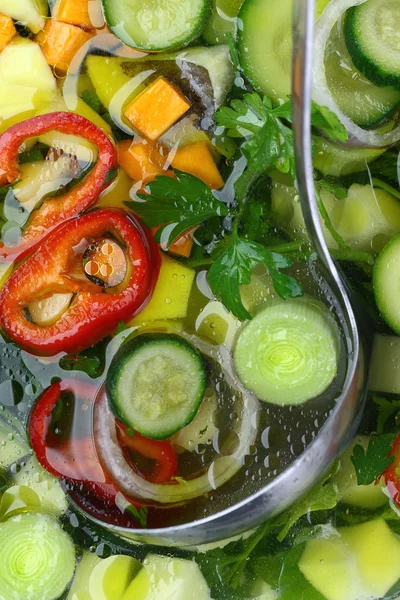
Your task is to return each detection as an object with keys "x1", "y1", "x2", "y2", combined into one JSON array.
[
  {"x1": 373, "y1": 234, "x2": 400, "y2": 334},
  {"x1": 0, "y1": 513, "x2": 75, "y2": 600},
  {"x1": 107, "y1": 334, "x2": 206, "y2": 439},
  {"x1": 101, "y1": 0, "x2": 212, "y2": 52},
  {"x1": 345, "y1": 0, "x2": 400, "y2": 88},
  {"x1": 233, "y1": 298, "x2": 339, "y2": 405}
]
